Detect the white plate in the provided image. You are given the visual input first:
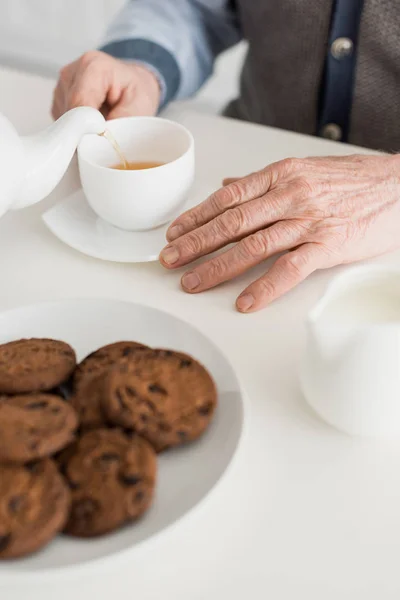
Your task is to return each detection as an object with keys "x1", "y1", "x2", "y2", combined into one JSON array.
[
  {"x1": 42, "y1": 190, "x2": 171, "y2": 263},
  {"x1": 0, "y1": 299, "x2": 245, "y2": 583}
]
